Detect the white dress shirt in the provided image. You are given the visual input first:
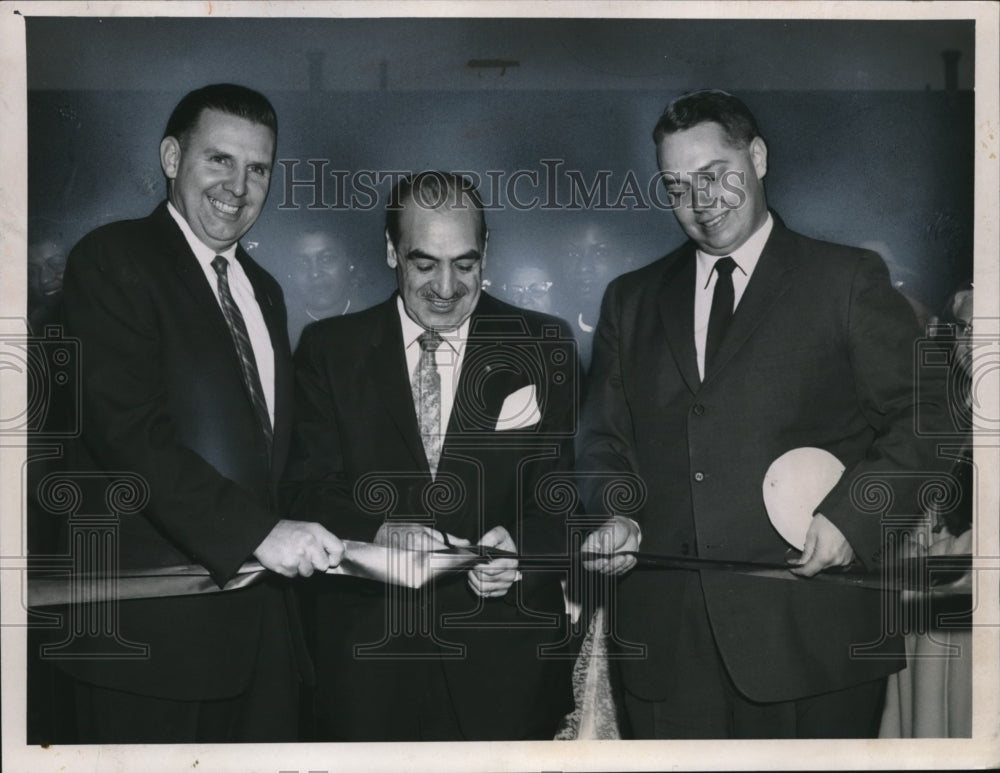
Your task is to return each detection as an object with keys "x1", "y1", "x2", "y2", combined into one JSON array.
[
  {"x1": 397, "y1": 295, "x2": 471, "y2": 442},
  {"x1": 694, "y1": 213, "x2": 773, "y2": 380},
  {"x1": 167, "y1": 202, "x2": 275, "y2": 425}
]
